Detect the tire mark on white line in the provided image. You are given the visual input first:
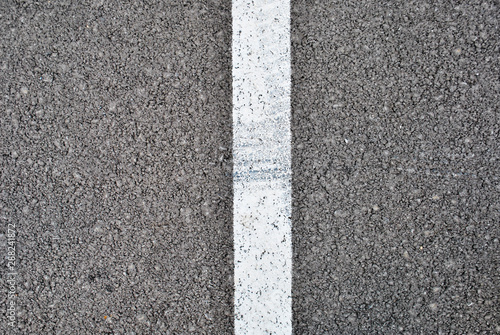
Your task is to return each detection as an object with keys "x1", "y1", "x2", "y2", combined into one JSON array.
[{"x1": 233, "y1": 0, "x2": 291, "y2": 334}]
